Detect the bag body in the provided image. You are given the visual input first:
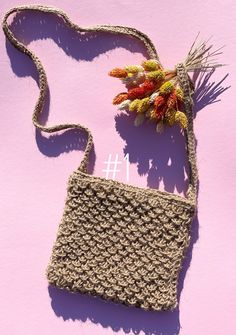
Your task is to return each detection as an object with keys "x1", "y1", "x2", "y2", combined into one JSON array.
[{"x1": 46, "y1": 169, "x2": 195, "y2": 310}]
